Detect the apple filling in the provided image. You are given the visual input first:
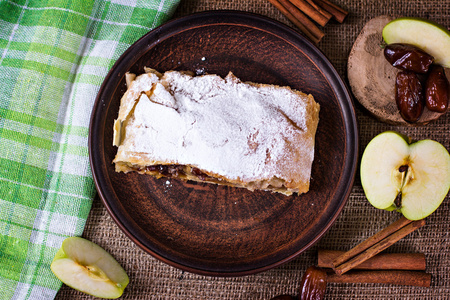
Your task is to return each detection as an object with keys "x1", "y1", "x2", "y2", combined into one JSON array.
[
  {"x1": 135, "y1": 164, "x2": 213, "y2": 182},
  {"x1": 120, "y1": 162, "x2": 290, "y2": 193}
]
